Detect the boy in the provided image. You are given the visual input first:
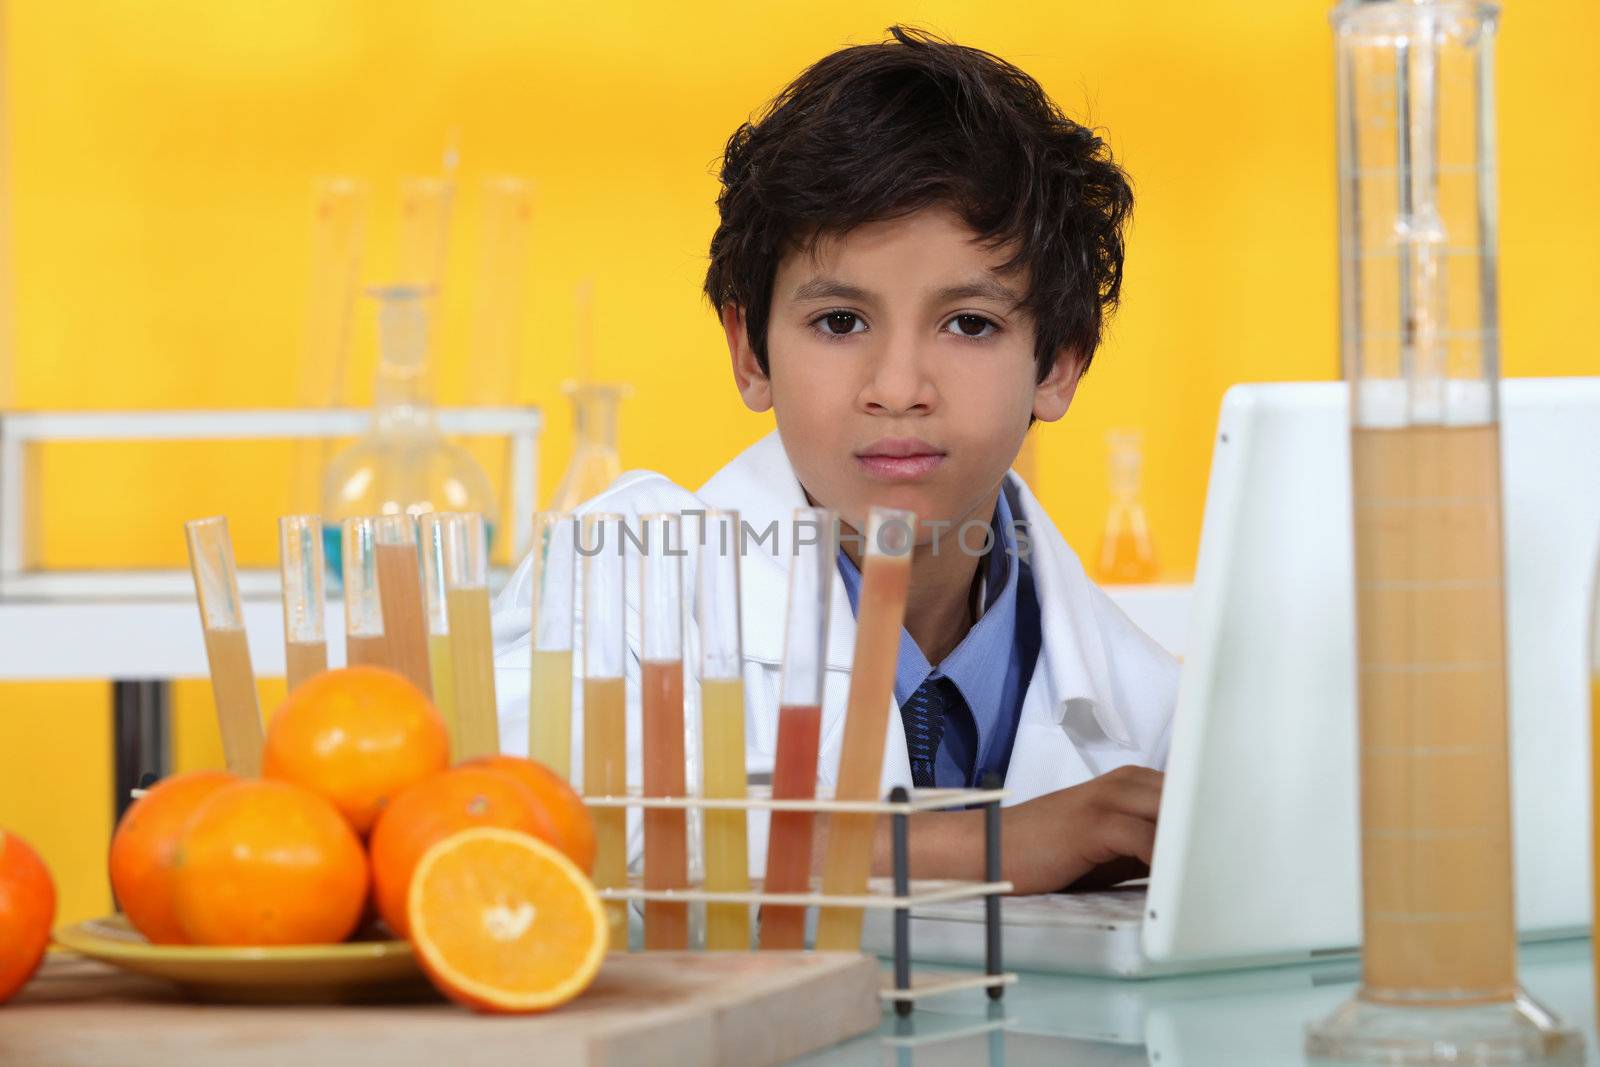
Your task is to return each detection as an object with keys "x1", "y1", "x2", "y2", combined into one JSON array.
[{"x1": 494, "y1": 26, "x2": 1176, "y2": 895}]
